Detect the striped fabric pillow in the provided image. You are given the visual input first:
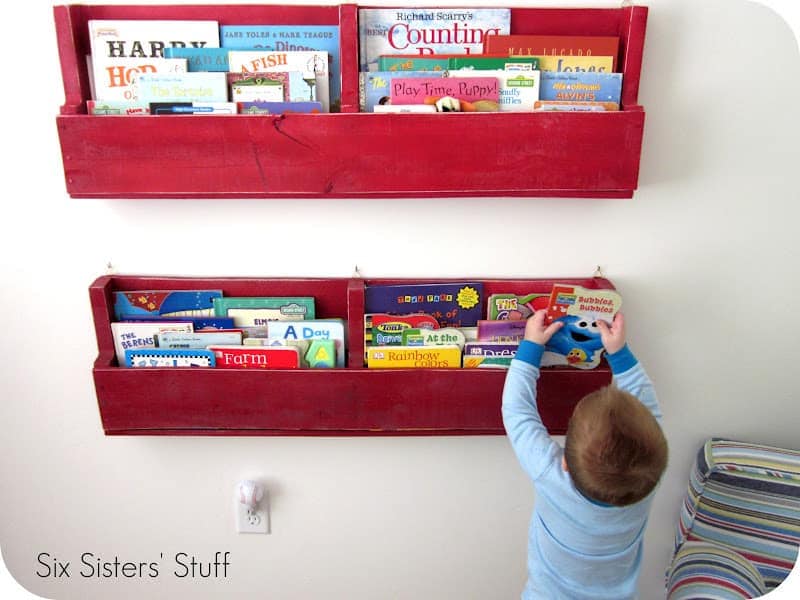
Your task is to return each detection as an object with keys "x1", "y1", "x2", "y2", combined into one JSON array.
[
  {"x1": 667, "y1": 541, "x2": 767, "y2": 599},
  {"x1": 674, "y1": 438, "x2": 800, "y2": 590}
]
